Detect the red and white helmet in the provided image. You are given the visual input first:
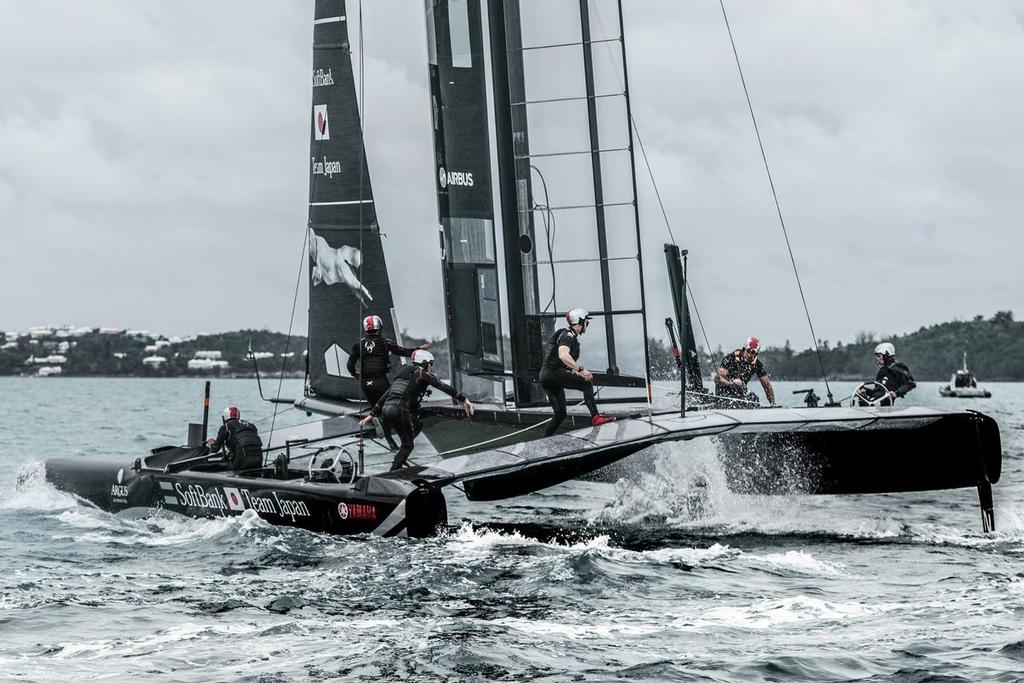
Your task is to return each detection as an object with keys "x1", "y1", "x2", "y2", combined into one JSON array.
[
  {"x1": 363, "y1": 315, "x2": 383, "y2": 333},
  {"x1": 223, "y1": 405, "x2": 240, "y2": 420},
  {"x1": 412, "y1": 349, "x2": 435, "y2": 366},
  {"x1": 745, "y1": 337, "x2": 760, "y2": 353}
]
